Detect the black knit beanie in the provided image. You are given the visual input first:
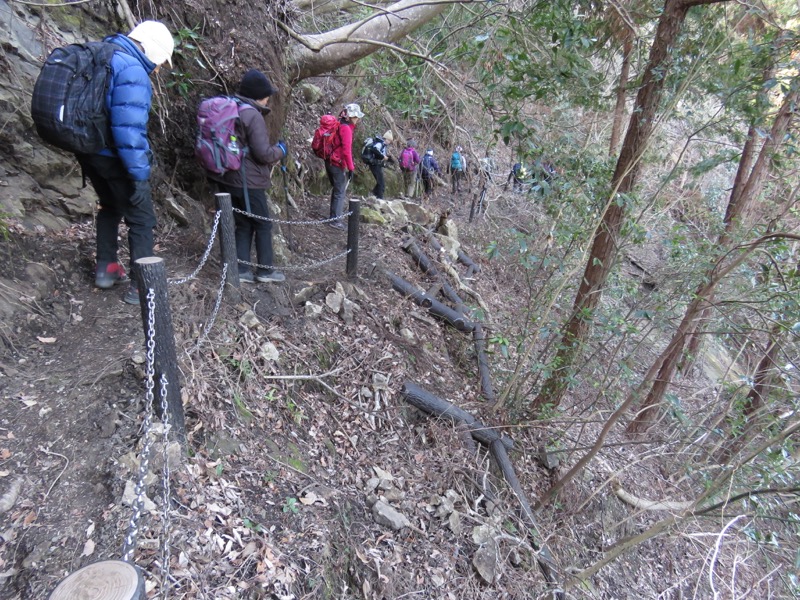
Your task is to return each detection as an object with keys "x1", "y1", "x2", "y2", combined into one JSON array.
[{"x1": 239, "y1": 69, "x2": 275, "y2": 100}]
